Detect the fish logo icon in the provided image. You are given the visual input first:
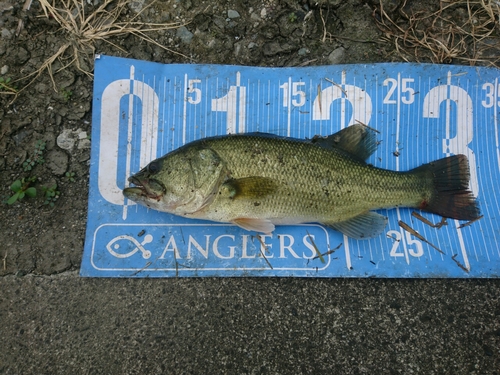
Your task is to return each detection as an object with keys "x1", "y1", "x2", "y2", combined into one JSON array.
[{"x1": 106, "y1": 234, "x2": 153, "y2": 259}]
